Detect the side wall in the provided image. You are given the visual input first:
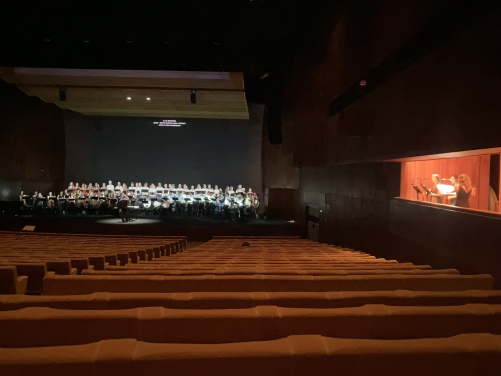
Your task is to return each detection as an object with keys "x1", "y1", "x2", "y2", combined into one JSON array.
[
  {"x1": 261, "y1": 3, "x2": 501, "y2": 284},
  {"x1": 0, "y1": 80, "x2": 65, "y2": 200}
]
